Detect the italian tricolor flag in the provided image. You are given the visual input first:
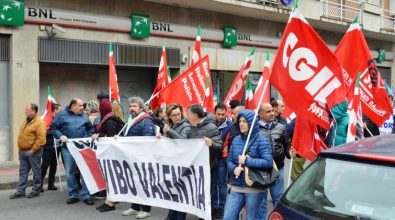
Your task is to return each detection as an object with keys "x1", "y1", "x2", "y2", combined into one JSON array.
[
  {"x1": 244, "y1": 76, "x2": 254, "y2": 109},
  {"x1": 190, "y1": 25, "x2": 202, "y2": 66},
  {"x1": 41, "y1": 86, "x2": 56, "y2": 131}
]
